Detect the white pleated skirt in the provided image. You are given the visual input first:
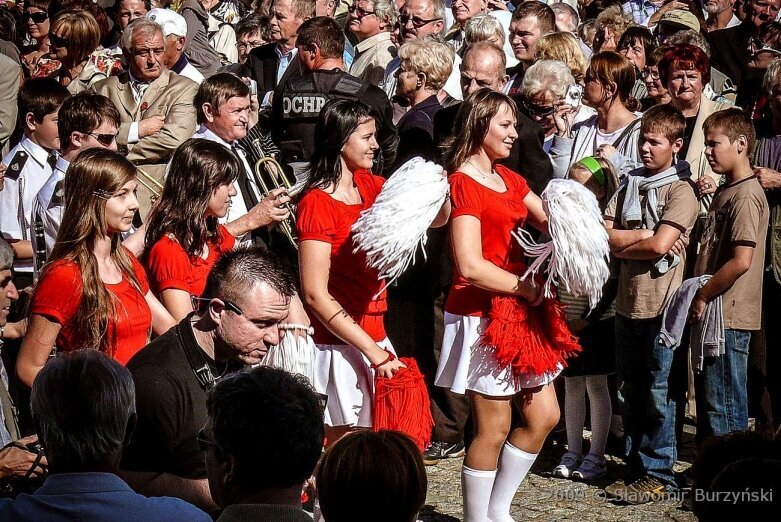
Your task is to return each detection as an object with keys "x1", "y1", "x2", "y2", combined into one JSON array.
[
  {"x1": 313, "y1": 338, "x2": 396, "y2": 428},
  {"x1": 435, "y1": 313, "x2": 560, "y2": 396}
]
